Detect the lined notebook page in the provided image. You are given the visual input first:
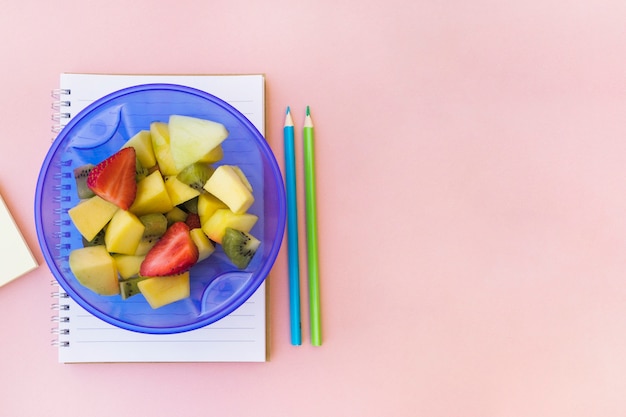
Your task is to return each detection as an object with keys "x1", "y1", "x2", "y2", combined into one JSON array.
[
  {"x1": 0, "y1": 193, "x2": 37, "y2": 287},
  {"x1": 55, "y1": 73, "x2": 266, "y2": 363}
]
